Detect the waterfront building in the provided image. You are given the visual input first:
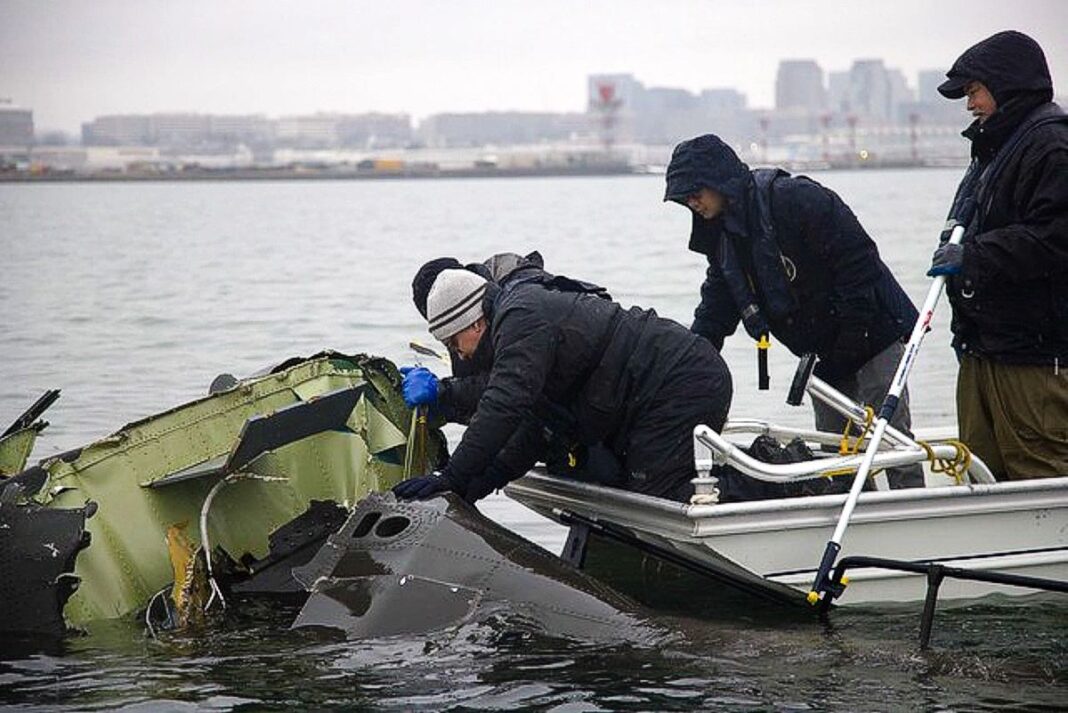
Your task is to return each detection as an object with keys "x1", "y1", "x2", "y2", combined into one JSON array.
[
  {"x1": 82, "y1": 115, "x2": 152, "y2": 146},
  {"x1": 208, "y1": 114, "x2": 274, "y2": 145},
  {"x1": 418, "y1": 112, "x2": 587, "y2": 148},
  {"x1": 149, "y1": 113, "x2": 212, "y2": 148},
  {"x1": 336, "y1": 113, "x2": 412, "y2": 148},
  {"x1": 0, "y1": 101, "x2": 34, "y2": 147},
  {"x1": 775, "y1": 60, "x2": 827, "y2": 112}
]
